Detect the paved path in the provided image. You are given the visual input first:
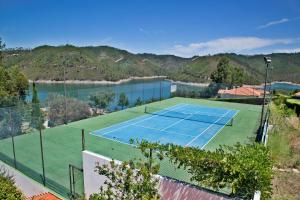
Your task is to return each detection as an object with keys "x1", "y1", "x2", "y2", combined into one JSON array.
[{"x1": 0, "y1": 160, "x2": 63, "y2": 199}]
